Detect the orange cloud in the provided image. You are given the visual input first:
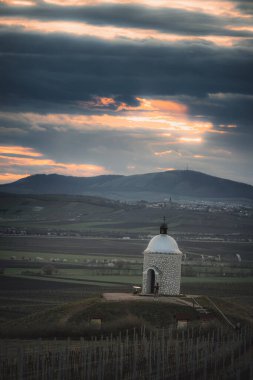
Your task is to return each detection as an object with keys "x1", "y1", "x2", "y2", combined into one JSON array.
[
  {"x1": 0, "y1": 154, "x2": 109, "y2": 175},
  {"x1": 47, "y1": 163, "x2": 110, "y2": 177},
  {"x1": 0, "y1": 173, "x2": 29, "y2": 183},
  {"x1": 79, "y1": 97, "x2": 117, "y2": 109},
  {"x1": 8, "y1": 110, "x2": 211, "y2": 136},
  {"x1": 81, "y1": 97, "x2": 188, "y2": 114},
  {"x1": 0, "y1": 145, "x2": 110, "y2": 183},
  {"x1": 146, "y1": 99, "x2": 188, "y2": 113},
  {"x1": 1, "y1": 0, "x2": 35, "y2": 5},
  {"x1": 99, "y1": 97, "x2": 115, "y2": 106},
  {"x1": 0, "y1": 145, "x2": 42, "y2": 157},
  {"x1": 0, "y1": 97, "x2": 214, "y2": 146},
  {"x1": 0, "y1": 17, "x2": 243, "y2": 47},
  {"x1": 154, "y1": 150, "x2": 173, "y2": 156},
  {"x1": 43, "y1": 0, "x2": 89, "y2": 4},
  {"x1": 179, "y1": 137, "x2": 202, "y2": 143},
  {"x1": 227, "y1": 25, "x2": 253, "y2": 33},
  {"x1": 193, "y1": 154, "x2": 206, "y2": 158},
  {"x1": 209, "y1": 129, "x2": 228, "y2": 135},
  {"x1": 40, "y1": 1, "x2": 248, "y2": 19},
  {"x1": 1, "y1": 0, "x2": 248, "y2": 23},
  {"x1": 156, "y1": 167, "x2": 175, "y2": 171}
]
